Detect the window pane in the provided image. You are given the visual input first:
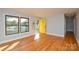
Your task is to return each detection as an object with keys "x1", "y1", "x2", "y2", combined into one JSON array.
[
  {"x1": 21, "y1": 18, "x2": 29, "y2": 25},
  {"x1": 5, "y1": 15, "x2": 19, "y2": 35},
  {"x1": 6, "y1": 26, "x2": 18, "y2": 34},
  {"x1": 21, "y1": 26, "x2": 29, "y2": 32},
  {"x1": 20, "y1": 18, "x2": 29, "y2": 32}
]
